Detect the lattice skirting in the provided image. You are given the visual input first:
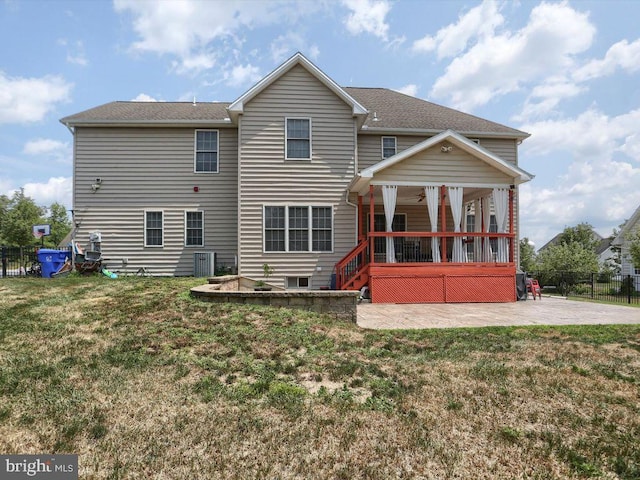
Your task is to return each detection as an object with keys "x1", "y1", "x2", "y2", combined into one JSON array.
[{"x1": 370, "y1": 274, "x2": 516, "y2": 303}]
